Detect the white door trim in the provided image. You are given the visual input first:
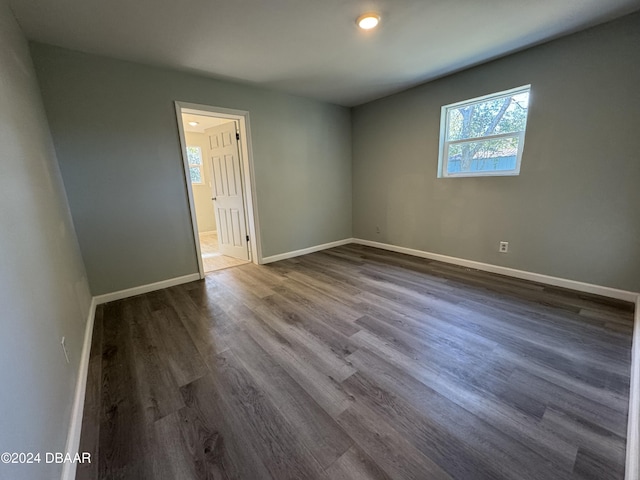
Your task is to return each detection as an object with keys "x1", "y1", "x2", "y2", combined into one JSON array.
[{"x1": 174, "y1": 102, "x2": 262, "y2": 278}]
